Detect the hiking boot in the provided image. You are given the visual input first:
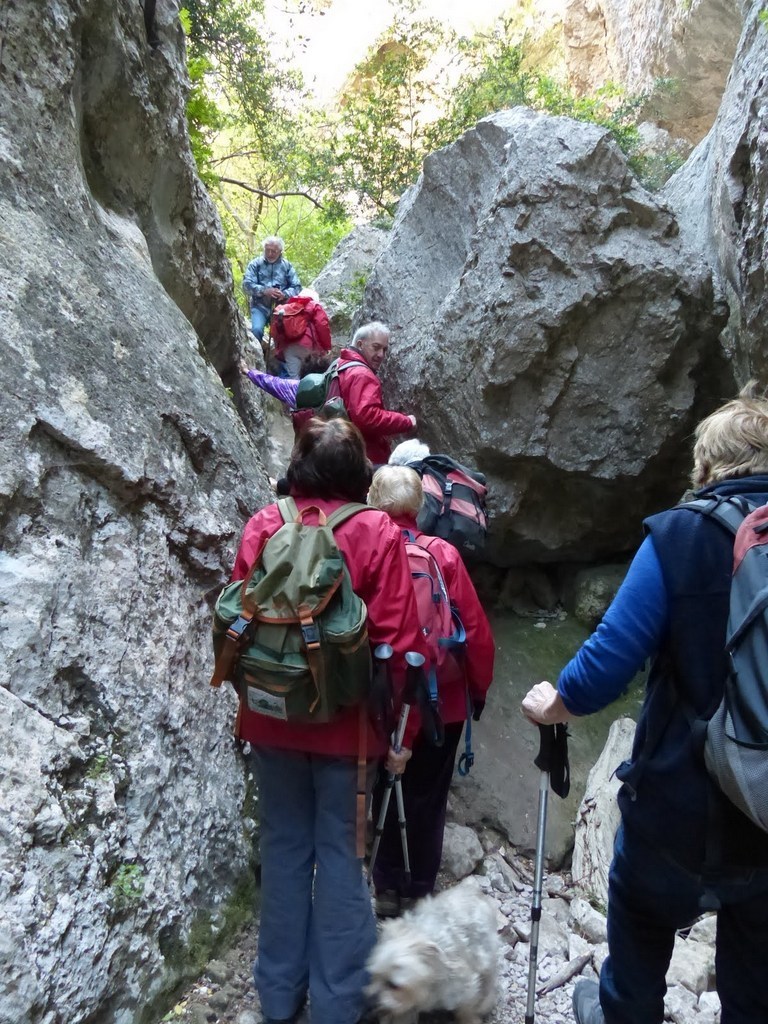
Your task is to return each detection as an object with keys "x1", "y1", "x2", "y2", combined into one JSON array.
[
  {"x1": 398, "y1": 895, "x2": 416, "y2": 914},
  {"x1": 374, "y1": 890, "x2": 400, "y2": 918},
  {"x1": 572, "y1": 980, "x2": 605, "y2": 1024}
]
